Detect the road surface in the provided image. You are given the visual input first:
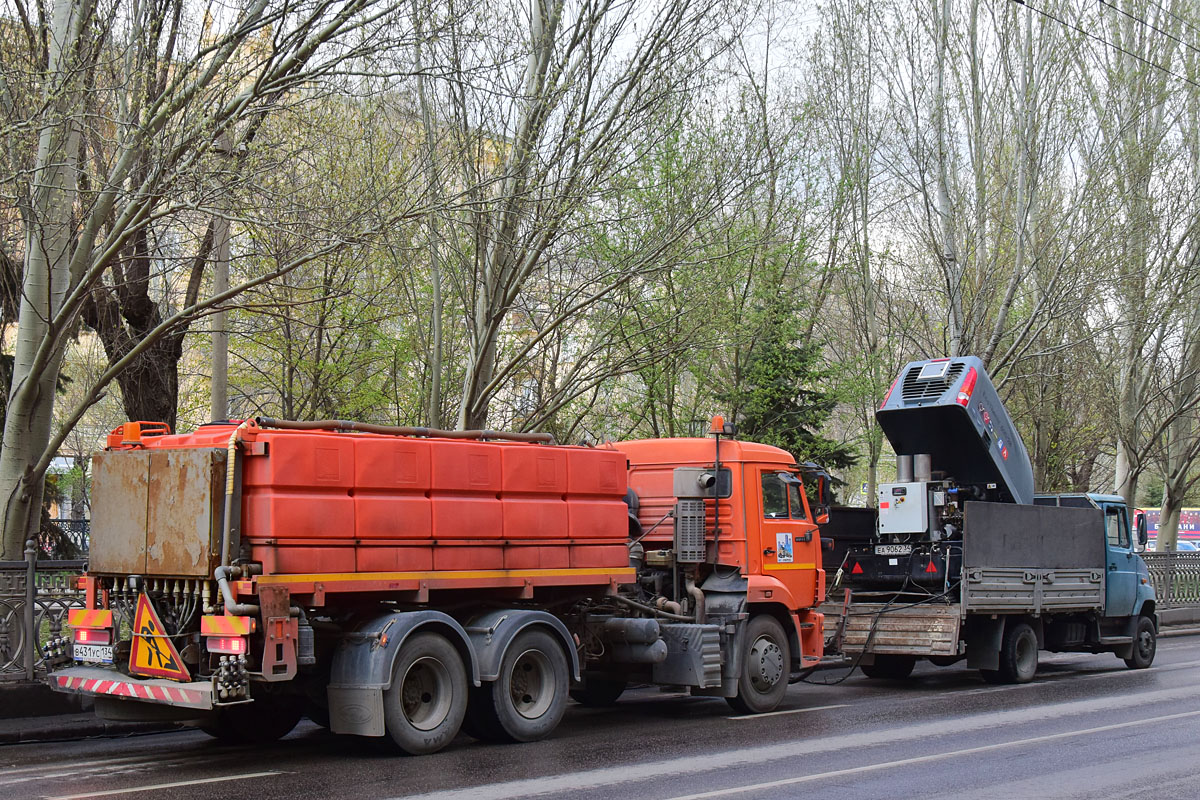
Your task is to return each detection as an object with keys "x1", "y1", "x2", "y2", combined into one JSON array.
[{"x1": 5, "y1": 633, "x2": 1200, "y2": 800}]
